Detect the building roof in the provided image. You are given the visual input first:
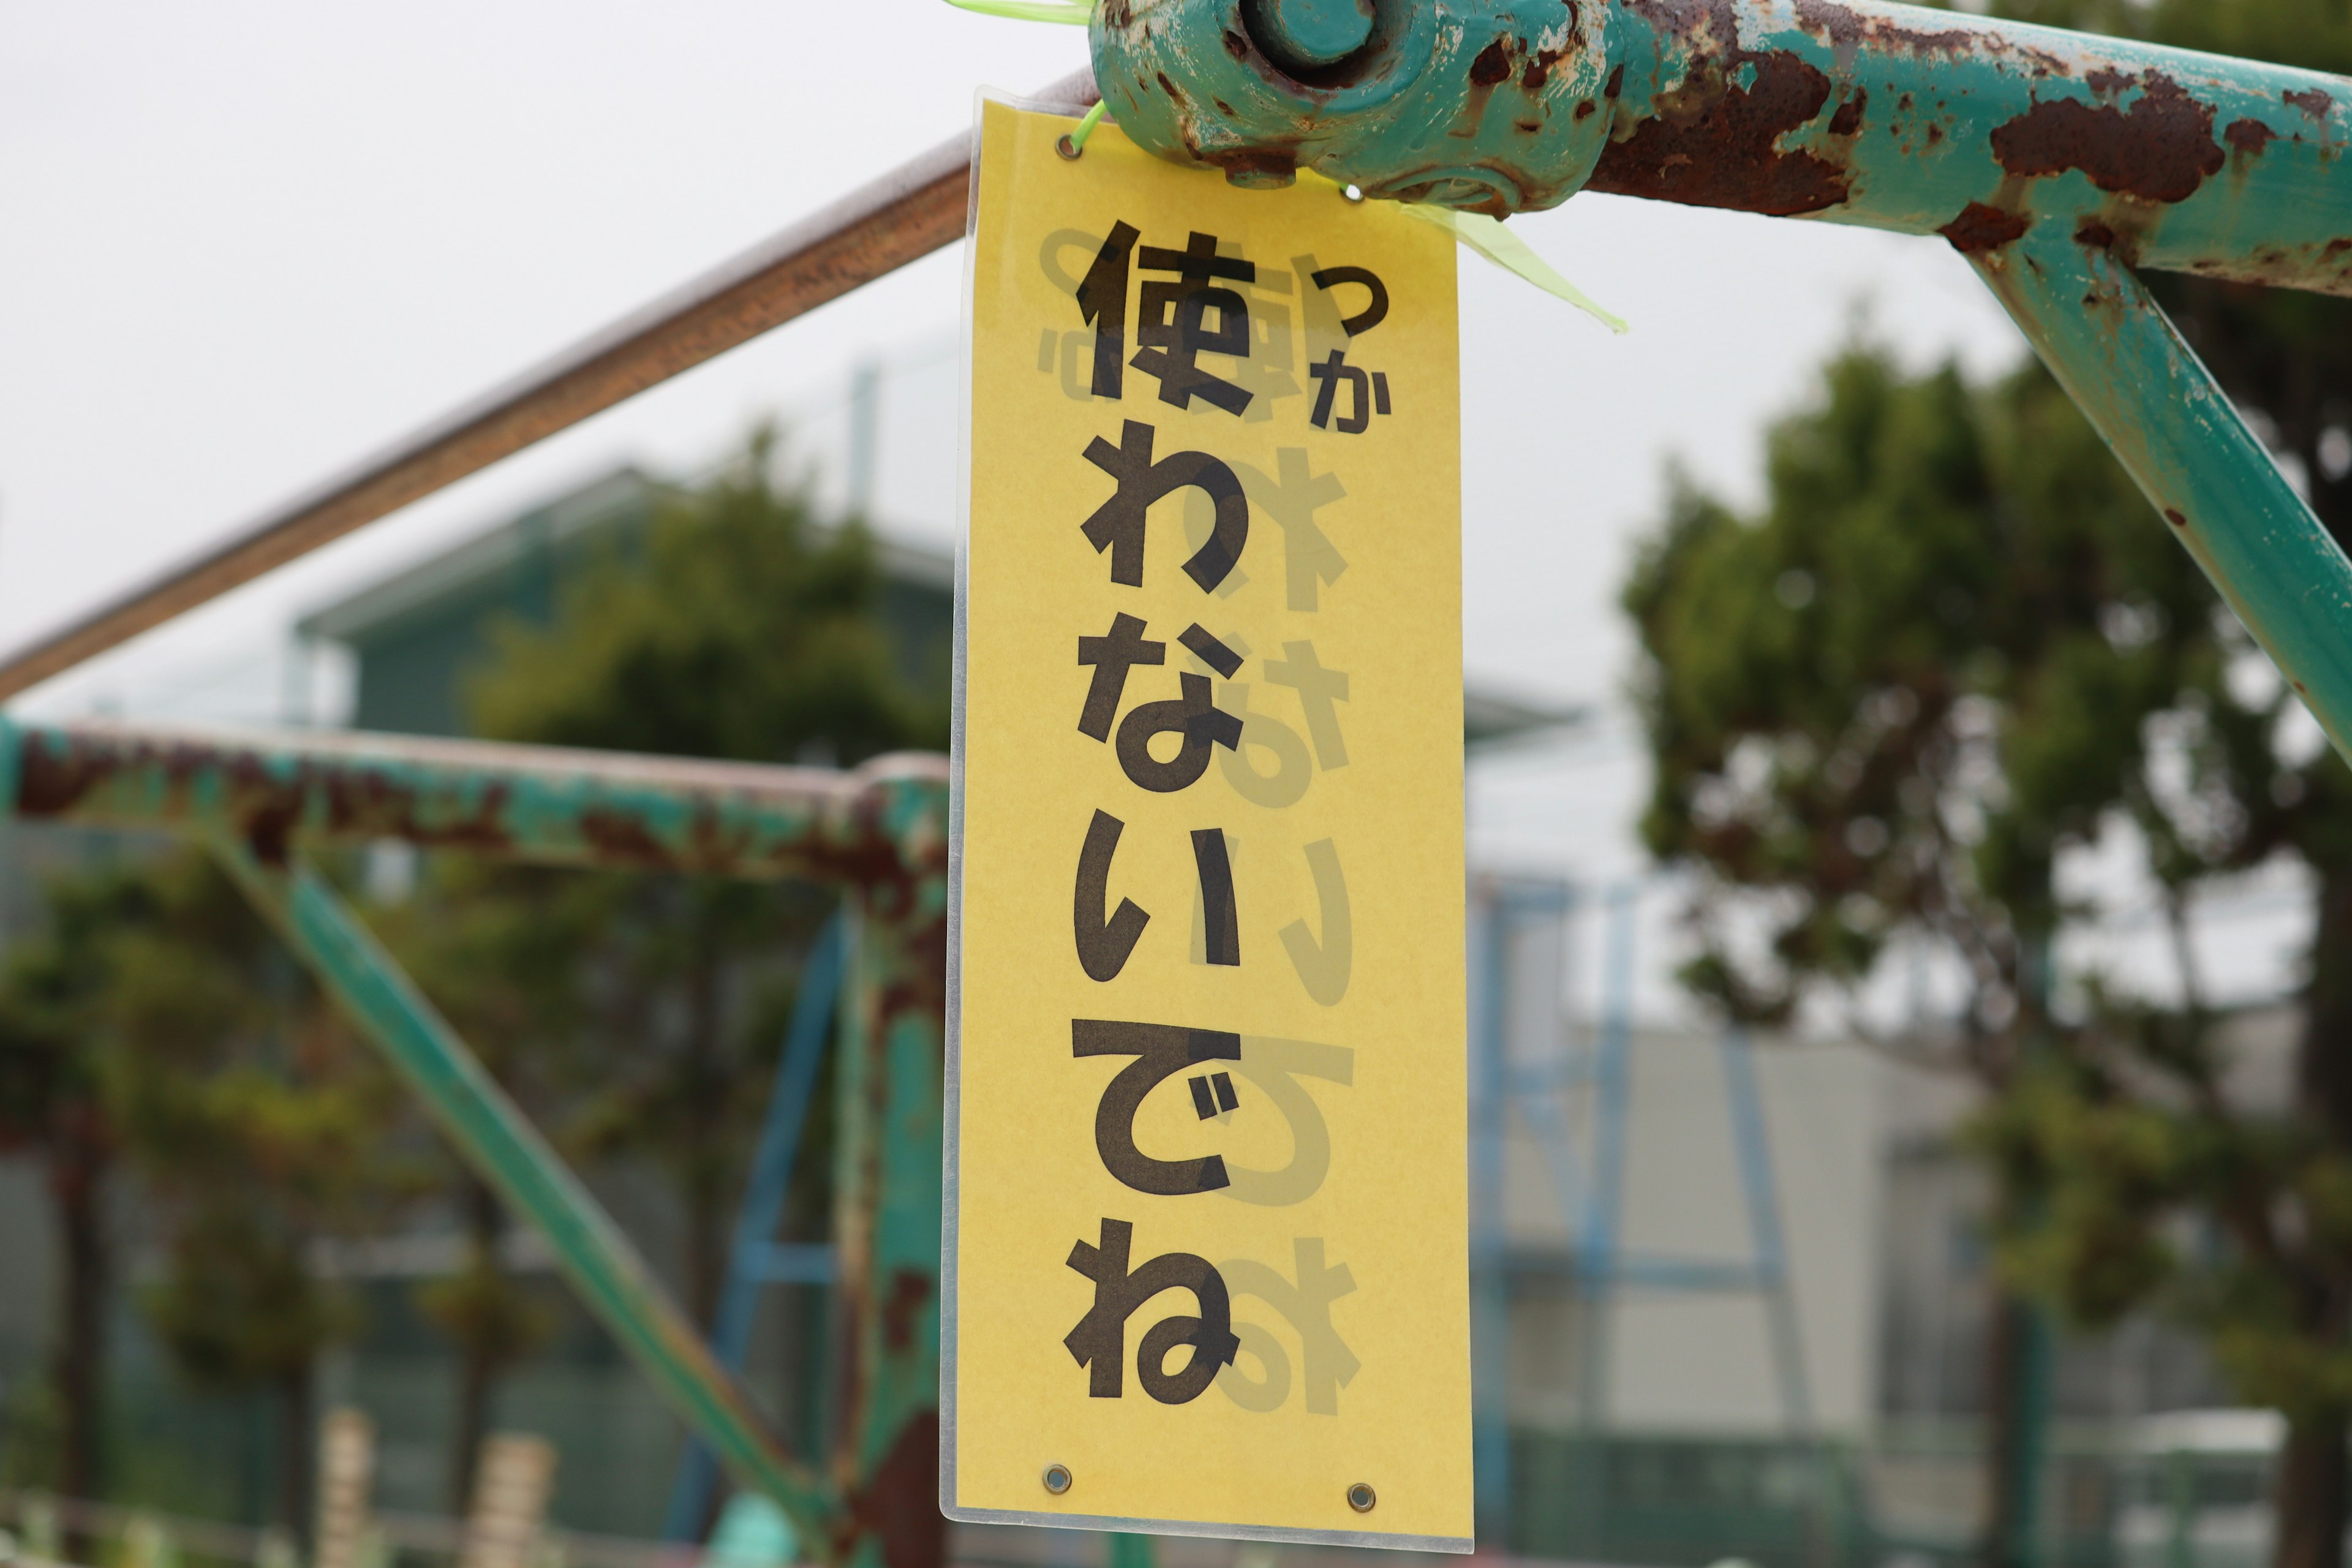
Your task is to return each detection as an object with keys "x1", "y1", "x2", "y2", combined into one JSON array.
[
  {"x1": 299, "y1": 467, "x2": 1581, "y2": 748},
  {"x1": 301, "y1": 466, "x2": 957, "y2": 647},
  {"x1": 300, "y1": 469, "x2": 665, "y2": 646},
  {"x1": 1465, "y1": 684, "x2": 1585, "y2": 748}
]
